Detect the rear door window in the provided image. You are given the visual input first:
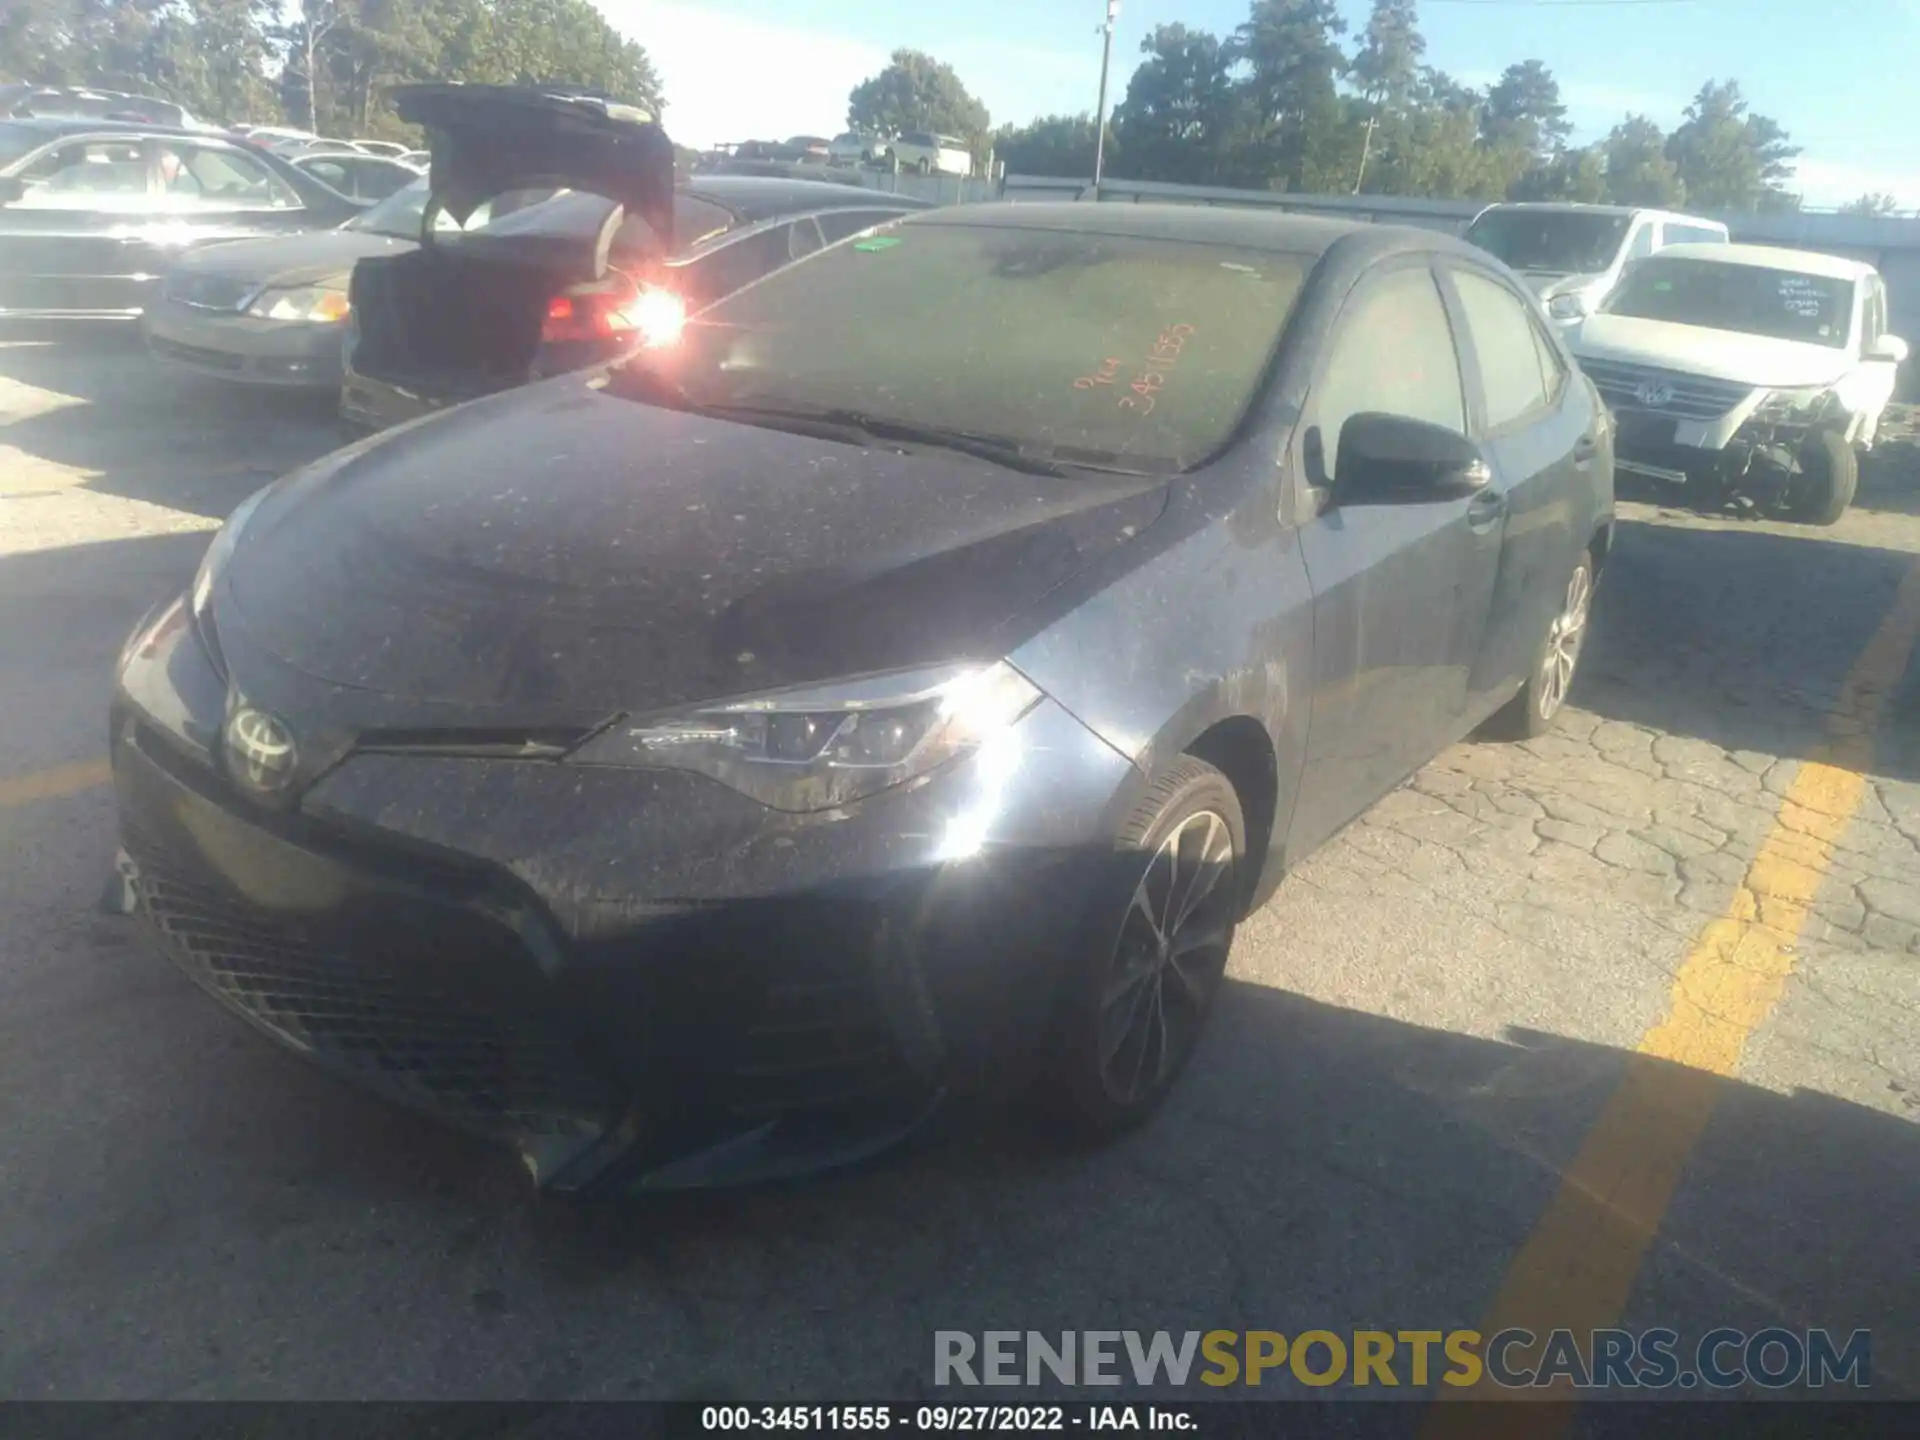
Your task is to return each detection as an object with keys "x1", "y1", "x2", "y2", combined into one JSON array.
[
  {"x1": 818, "y1": 209, "x2": 911, "y2": 244},
  {"x1": 1453, "y1": 269, "x2": 1552, "y2": 430},
  {"x1": 671, "y1": 224, "x2": 802, "y2": 311},
  {"x1": 154, "y1": 142, "x2": 300, "y2": 210}
]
